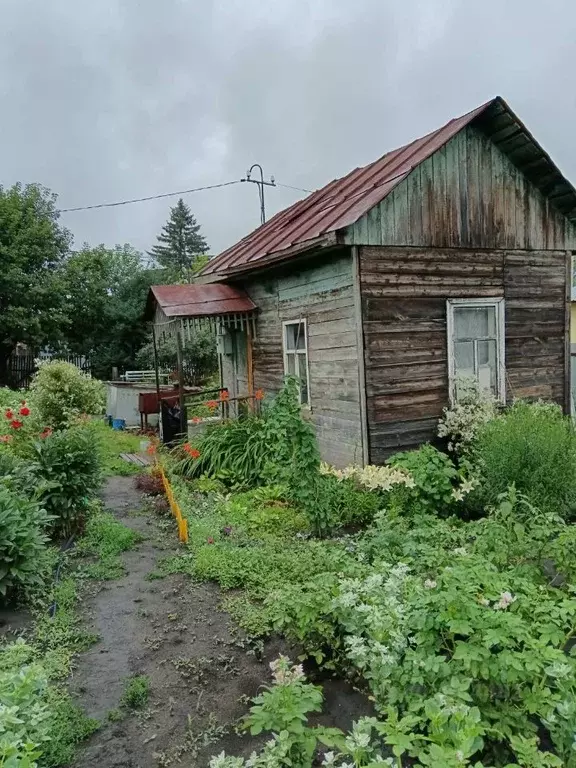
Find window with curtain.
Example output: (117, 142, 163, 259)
(447, 299, 505, 402)
(283, 320, 310, 405)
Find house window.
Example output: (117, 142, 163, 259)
(447, 298, 505, 402)
(283, 320, 310, 405)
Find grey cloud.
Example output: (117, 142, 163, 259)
(2, 0, 576, 257)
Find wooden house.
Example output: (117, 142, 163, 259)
(148, 97, 576, 467)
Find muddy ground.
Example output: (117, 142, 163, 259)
(69, 477, 371, 768)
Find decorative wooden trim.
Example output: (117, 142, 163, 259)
(352, 246, 369, 466)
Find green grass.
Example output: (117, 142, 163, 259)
(89, 420, 144, 476)
(121, 675, 150, 709)
(76, 504, 143, 579)
(0, 499, 145, 765)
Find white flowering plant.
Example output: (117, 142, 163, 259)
(437, 377, 498, 458)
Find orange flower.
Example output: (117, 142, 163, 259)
(254, 389, 265, 401)
(206, 400, 218, 410)
(183, 443, 201, 459)
(39, 427, 52, 439)
(192, 416, 201, 424)
(219, 390, 229, 402)
(146, 444, 156, 455)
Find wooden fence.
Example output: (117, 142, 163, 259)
(5, 353, 92, 389)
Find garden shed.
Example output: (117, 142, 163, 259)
(152, 97, 576, 467)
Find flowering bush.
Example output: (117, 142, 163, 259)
(30, 360, 105, 429)
(437, 378, 498, 458)
(320, 462, 414, 493)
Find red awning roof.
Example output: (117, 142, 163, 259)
(146, 284, 256, 320)
(201, 96, 576, 278)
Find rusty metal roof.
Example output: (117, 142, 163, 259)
(146, 284, 256, 320)
(202, 96, 576, 277)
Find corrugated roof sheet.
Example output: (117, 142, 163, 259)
(202, 96, 576, 277)
(146, 284, 256, 319)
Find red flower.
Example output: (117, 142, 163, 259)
(206, 400, 218, 410)
(255, 389, 265, 401)
(10, 420, 23, 430)
(183, 444, 201, 459)
(19, 406, 30, 417)
(207, 536, 214, 545)
(5, 410, 13, 420)
(219, 390, 229, 402)
(0, 435, 12, 443)
(40, 427, 53, 439)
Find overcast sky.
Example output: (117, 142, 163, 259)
(2, 0, 576, 258)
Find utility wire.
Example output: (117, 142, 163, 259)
(57, 177, 313, 214)
(58, 179, 244, 213)
(274, 181, 314, 194)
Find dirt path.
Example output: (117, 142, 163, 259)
(71, 477, 371, 768)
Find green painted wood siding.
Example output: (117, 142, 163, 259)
(237, 253, 363, 467)
(344, 125, 576, 251)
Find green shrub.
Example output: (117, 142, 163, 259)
(30, 360, 105, 429)
(0, 485, 51, 600)
(27, 427, 101, 538)
(388, 444, 460, 515)
(473, 400, 576, 520)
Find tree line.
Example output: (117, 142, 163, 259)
(0, 182, 216, 383)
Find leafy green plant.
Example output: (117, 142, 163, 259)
(178, 416, 268, 487)
(26, 426, 101, 538)
(0, 661, 51, 767)
(120, 675, 150, 709)
(473, 400, 576, 520)
(0, 485, 51, 600)
(388, 444, 461, 515)
(30, 360, 105, 429)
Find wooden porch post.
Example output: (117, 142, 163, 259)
(246, 324, 254, 411)
(176, 328, 187, 437)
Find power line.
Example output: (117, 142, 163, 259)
(57, 179, 244, 213)
(274, 181, 314, 194)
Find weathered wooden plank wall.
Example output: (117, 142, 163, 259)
(345, 125, 576, 251)
(360, 246, 568, 462)
(239, 253, 364, 467)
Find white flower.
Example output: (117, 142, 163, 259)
(269, 655, 305, 685)
(479, 597, 490, 607)
(424, 579, 437, 589)
(453, 547, 468, 556)
(494, 591, 516, 610)
(321, 752, 337, 766)
(451, 488, 465, 502)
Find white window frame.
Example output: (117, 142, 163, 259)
(446, 298, 506, 403)
(282, 319, 311, 406)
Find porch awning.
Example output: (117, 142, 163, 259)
(146, 283, 257, 338)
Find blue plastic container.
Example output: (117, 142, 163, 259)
(112, 418, 126, 431)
